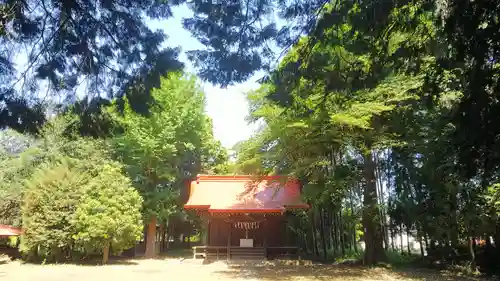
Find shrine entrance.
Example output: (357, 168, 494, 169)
(229, 219, 264, 248)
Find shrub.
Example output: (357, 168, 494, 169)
(385, 250, 420, 266)
(20, 157, 143, 263)
(334, 248, 364, 263)
(72, 163, 143, 264)
(20, 159, 88, 262)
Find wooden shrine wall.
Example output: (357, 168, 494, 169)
(207, 215, 287, 247)
(207, 217, 230, 246)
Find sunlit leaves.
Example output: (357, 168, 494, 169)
(72, 164, 143, 256)
(109, 73, 226, 219)
(17, 130, 143, 262)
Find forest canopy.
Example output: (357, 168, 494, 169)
(0, 72, 227, 263)
(2, 0, 500, 273)
(224, 0, 500, 271)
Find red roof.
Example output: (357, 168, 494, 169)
(184, 175, 309, 213)
(0, 225, 21, 237)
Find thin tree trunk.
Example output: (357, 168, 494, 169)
(407, 226, 411, 255)
(319, 208, 328, 261)
(303, 232, 310, 254)
(450, 189, 459, 248)
(468, 236, 476, 269)
(165, 216, 170, 250)
(310, 210, 318, 258)
(168, 216, 175, 249)
(390, 218, 396, 251)
(102, 241, 110, 264)
(349, 187, 358, 253)
(313, 211, 320, 257)
(332, 209, 338, 257)
(417, 224, 425, 258)
(400, 224, 404, 254)
(159, 222, 165, 253)
(339, 211, 345, 257)
(374, 151, 389, 250)
(362, 148, 386, 265)
(145, 216, 157, 258)
(329, 210, 334, 252)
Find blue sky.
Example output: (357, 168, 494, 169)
(147, 5, 262, 149)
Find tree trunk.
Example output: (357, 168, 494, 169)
(339, 211, 345, 257)
(102, 241, 110, 264)
(423, 232, 429, 251)
(419, 235, 425, 258)
(332, 209, 338, 257)
(353, 218, 358, 253)
(417, 224, 425, 258)
(468, 236, 476, 269)
(145, 216, 157, 258)
(309, 210, 318, 258)
(362, 148, 386, 265)
(159, 222, 165, 253)
(349, 188, 358, 253)
(450, 189, 459, 248)
(167, 216, 174, 249)
(390, 219, 396, 251)
(319, 208, 328, 261)
(303, 232, 310, 254)
(329, 210, 335, 252)
(407, 226, 411, 255)
(400, 225, 404, 254)
(374, 151, 389, 250)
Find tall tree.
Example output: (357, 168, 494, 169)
(109, 72, 223, 258)
(1, 0, 184, 132)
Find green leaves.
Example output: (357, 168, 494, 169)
(72, 163, 143, 255)
(21, 159, 89, 260)
(109, 72, 227, 219)
(20, 139, 143, 262)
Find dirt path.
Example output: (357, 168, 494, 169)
(0, 257, 487, 281)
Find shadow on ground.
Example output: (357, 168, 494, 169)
(7, 257, 140, 267)
(157, 249, 192, 259)
(211, 264, 371, 281)
(0, 254, 14, 265)
(392, 267, 485, 281)
(210, 263, 488, 281)
(74, 259, 140, 266)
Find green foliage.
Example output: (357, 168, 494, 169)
(182, 0, 500, 273)
(14, 116, 144, 262)
(21, 159, 89, 262)
(335, 248, 363, 263)
(0, 146, 44, 226)
(110, 73, 227, 220)
(1, 72, 226, 262)
(1, 0, 184, 133)
(72, 164, 143, 256)
(384, 251, 420, 267)
(21, 155, 144, 262)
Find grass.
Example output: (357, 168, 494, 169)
(0, 255, 491, 281)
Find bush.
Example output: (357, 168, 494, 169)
(21, 159, 88, 262)
(20, 157, 143, 263)
(385, 250, 420, 266)
(334, 248, 364, 263)
(72, 164, 143, 264)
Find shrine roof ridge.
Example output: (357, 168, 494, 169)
(195, 174, 298, 182)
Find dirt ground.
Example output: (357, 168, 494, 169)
(0, 256, 489, 281)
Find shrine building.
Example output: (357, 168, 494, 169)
(184, 175, 309, 260)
